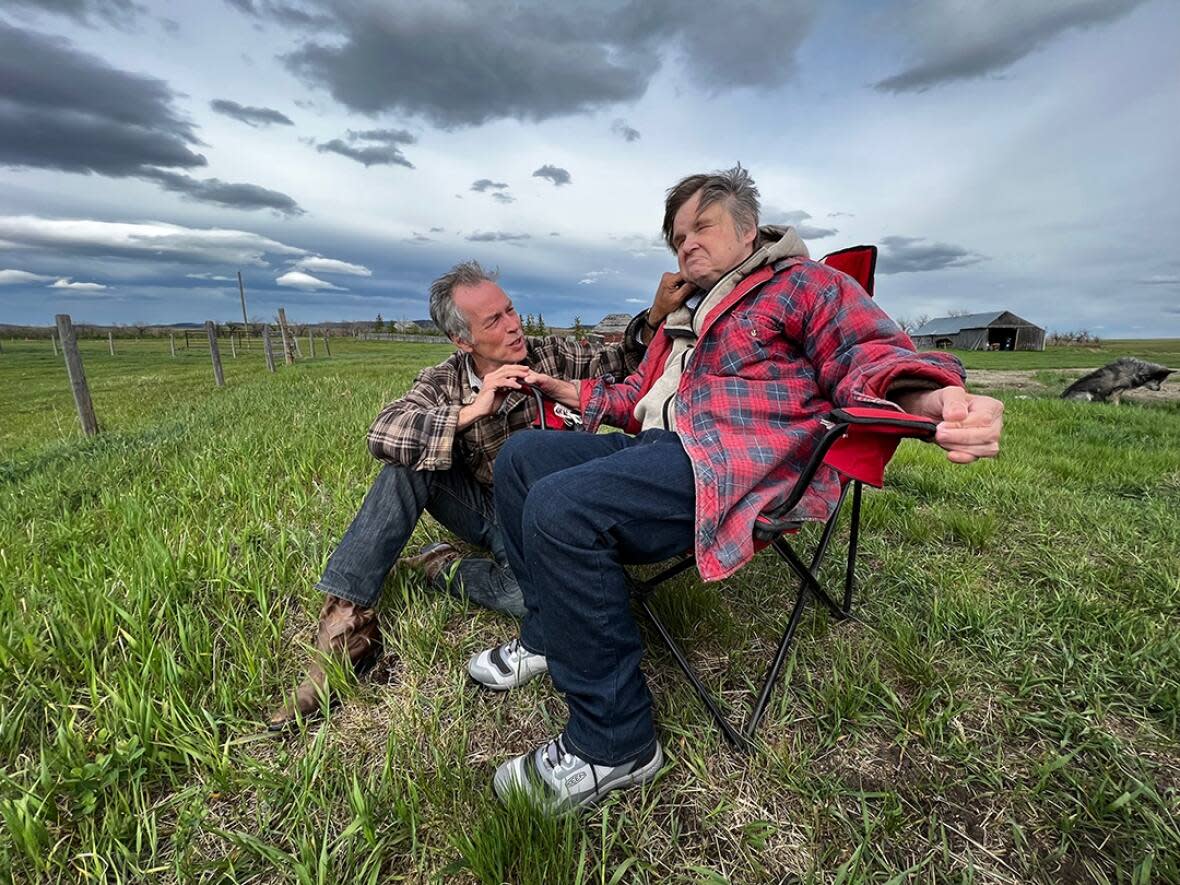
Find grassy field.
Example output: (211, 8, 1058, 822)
(1, 337, 1178, 882)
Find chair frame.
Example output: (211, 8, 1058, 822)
(629, 409, 935, 750)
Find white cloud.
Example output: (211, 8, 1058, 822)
(186, 273, 235, 281)
(50, 277, 108, 291)
(579, 269, 620, 285)
(276, 271, 345, 291)
(0, 216, 306, 266)
(292, 256, 372, 276)
(0, 268, 55, 285)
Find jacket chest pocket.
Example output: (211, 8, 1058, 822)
(713, 310, 783, 379)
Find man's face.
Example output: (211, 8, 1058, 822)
(671, 190, 757, 291)
(451, 280, 527, 372)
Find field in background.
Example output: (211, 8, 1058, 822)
(1, 338, 1178, 882)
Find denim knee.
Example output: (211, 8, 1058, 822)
(521, 472, 598, 545)
(494, 429, 546, 478)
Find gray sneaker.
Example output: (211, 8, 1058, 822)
(467, 638, 548, 691)
(493, 733, 664, 816)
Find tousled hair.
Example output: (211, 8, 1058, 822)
(661, 164, 760, 252)
(428, 259, 498, 341)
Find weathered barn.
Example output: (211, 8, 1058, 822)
(911, 311, 1044, 351)
(590, 313, 634, 343)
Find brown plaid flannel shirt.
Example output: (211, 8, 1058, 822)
(367, 320, 646, 486)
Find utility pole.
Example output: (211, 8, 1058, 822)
(237, 271, 251, 348)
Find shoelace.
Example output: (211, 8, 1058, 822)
(542, 734, 574, 771)
(503, 638, 522, 659)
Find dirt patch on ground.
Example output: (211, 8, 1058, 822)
(967, 368, 1180, 402)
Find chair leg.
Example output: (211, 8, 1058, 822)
(743, 579, 812, 740)
(637, 594, 748, 750)
(843, 481, 862, 615)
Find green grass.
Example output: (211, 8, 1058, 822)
(1, 337, 1178, 882)
(953, 338, 1180, 370)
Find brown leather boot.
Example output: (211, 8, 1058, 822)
(267, 594, 380, 731)
(401, 541, 461, 589)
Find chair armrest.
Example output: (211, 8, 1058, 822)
(752, 408, 937, 541)
(823, 407, 937, 439)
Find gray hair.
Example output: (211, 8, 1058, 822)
(428, 259, 498, 341)
(661, 164, 760, 252)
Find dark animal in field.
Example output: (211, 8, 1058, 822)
(1061, 357, 1175, 403)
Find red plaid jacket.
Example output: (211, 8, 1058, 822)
(579, 258, 966, 581)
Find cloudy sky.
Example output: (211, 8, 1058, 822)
(1, 0, 1177, 336)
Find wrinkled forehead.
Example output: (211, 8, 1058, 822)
(453, 280, 510, 321)
(672, 191, 731, 236)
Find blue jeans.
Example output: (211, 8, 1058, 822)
(317, 463, 525, 617)
(495, 429, 696, 766)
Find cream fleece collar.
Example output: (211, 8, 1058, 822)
(663, 225, 810, 336)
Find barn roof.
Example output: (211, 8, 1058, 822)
(911, 312, 1005, 335)
(593, 313, 633, 334)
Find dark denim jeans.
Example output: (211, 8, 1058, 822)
(317, 462, 525, 617)
(495, 429, 696, 766)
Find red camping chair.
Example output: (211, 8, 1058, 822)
(628, 245, 937, 750)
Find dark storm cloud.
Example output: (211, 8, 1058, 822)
(316, 128, 415, 168)
(611, 119, 640, 142)
(491, 193, 515, 204)
(533, 165, 571, 186)
(762, 208, 836, 239)
(0, 21, 303, 213)
(4, 0, 144, 25)
(466, 232, 531, 242)
(139, 169, 304, 215)
(877, 236, 985, 274)
(276, 0, 819, 128)
(0, 20, 204, 174)
(471, 179, 509, 193)
(875, 0, 1147, 92)
(210, 99, 295, 127)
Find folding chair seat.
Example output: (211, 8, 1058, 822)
(628, 245, 937, 750)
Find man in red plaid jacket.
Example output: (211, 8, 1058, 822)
(469, 165, 1005, 815)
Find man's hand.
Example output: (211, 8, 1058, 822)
(648, 272, 697, 329)
(894, 386, 1003, 464)
(457, 364, 531, 430)
(522, 370, 579, 408)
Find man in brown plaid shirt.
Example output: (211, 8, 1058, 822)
(268, 259, 683, 728)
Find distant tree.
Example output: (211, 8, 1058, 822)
(523, 313, 536, 335)
(894, 313, 930, 334)
(947, 308, 972, 317)
(374, 314, 384, 333)
(572, 316, 587, 340)
(536, 313, 547, 336)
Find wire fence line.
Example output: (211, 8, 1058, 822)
(37, 313, 446, 439)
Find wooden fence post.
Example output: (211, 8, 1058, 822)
(185, 331, 190, 349)
(262, 324, 276, 373)
(322, 331, 331, 356)
(230, 333, 237, 358)
(52, 334, 58, 357)
(170, 333, 176, 357)
(309, 331, 316, 358)
(277, 309, 296, 365)
(108, 331, 115, 356)
(55, 314, 99, 436)
(205, 321, 225, 387)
